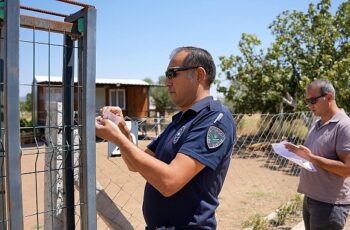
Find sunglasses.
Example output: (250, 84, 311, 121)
(165, 66, 200, 79)
(305, 94, 327, 105)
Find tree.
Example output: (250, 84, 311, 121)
(20, 93, 32, 112)
(218, 0, 350, 113)
(19, 93, 33, 131)
(144, 76, 175, 116)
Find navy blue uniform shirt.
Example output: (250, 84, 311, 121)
(144, 96, 236, 229)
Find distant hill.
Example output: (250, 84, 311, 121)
(20, 96, 27, 102)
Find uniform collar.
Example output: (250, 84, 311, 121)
(188, 96, 213, 113)
(171, 96, 214, 122)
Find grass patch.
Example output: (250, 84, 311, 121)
(242, 214, 270, 230)
(246, 191, 270, 199)
(272, 194, 303, 226)
(242, 194, 303, 229)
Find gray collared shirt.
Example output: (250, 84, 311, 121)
(298, 110, 350, 204)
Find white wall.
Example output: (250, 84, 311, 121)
(96, 87, 106, 113)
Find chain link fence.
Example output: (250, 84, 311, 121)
(92, 111, 347, 229)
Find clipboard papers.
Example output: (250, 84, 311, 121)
(271, 141, 317, 172)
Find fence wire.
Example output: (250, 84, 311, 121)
(19, 26, 84, 229)
(18, 105, 348, 230)
(89, 111, 343, 229)
(0, 138, 6, 228)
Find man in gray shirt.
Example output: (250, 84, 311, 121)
(285, 79, 350, 230)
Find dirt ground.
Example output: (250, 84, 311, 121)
(20, 140, 307, 229)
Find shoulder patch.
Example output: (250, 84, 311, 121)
(173, 126, 186, 144)
(206, 126, 225, 149)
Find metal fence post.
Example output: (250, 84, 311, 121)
(80, 7, 97, 229)
(66, 6, 97, 229)
(2, 0, 24, 229)
(62, 34, 75, 230)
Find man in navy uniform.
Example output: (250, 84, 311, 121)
(96, 46, 236, 229)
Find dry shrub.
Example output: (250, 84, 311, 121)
(236, 114, 261, 137)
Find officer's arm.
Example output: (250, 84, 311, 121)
(147, 152, 205, 197)
(122, 147, 155, 172)
(98, 118, 205, 196)
(117, 134, 205, 196)
(116, 120, 155, 172)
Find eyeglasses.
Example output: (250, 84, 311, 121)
(165, 66, 200, 79)
(305, 94, 326, 105)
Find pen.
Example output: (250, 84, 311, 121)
(213, 113, 223, 124)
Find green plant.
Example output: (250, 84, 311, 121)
(273, 194, 303, 226)
(20, 118, 33, 134)
(20, 93, 32, 112)
(242, 214, 270, 230)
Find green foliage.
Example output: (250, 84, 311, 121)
(20, 93, 32, 112)
(273, 194, 303, 226)
(145, 76, 176, 115)
(20, 118, 32, 134)
(218, 0, 350, 113)
(242, 214, 270, 230)
(243, 194, 303, 229)
(19, 93, 33, 133)
(20, 118, 32, 127)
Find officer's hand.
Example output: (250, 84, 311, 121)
(95, 116, 122, 143)
(99, 106, 124, 118)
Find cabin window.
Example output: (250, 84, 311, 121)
(109, 89, 126, 109)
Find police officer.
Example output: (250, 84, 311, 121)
(96, 46, 236, 229)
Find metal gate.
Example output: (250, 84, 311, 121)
(0, 0, 97, 229)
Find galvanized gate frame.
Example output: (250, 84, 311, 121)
(0, 1, 97, 229)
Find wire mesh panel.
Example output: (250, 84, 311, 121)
(0, 1, 97, 229)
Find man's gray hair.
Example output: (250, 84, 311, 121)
(308, 79, 336, 100)
(170, 46, 216, 87)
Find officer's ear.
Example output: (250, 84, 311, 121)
(196, 67, 206, 82)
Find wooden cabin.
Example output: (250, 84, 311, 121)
(35, 76, 151, 125)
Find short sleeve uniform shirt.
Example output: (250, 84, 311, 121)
(144, 96, 236, 229)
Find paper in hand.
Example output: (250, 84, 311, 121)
(271, 141, 317, 172)
(103, 111, 121, 124)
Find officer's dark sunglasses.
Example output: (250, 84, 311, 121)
(305, 93, 327, 105)
(165, 66, 200, 79)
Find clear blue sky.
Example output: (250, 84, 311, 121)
(19, 0, 343, 96)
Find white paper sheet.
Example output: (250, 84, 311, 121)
(271, 141, 317, 172)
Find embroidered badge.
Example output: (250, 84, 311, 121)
(173, 126, 186, 144)
(206, 126, 225, 149)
